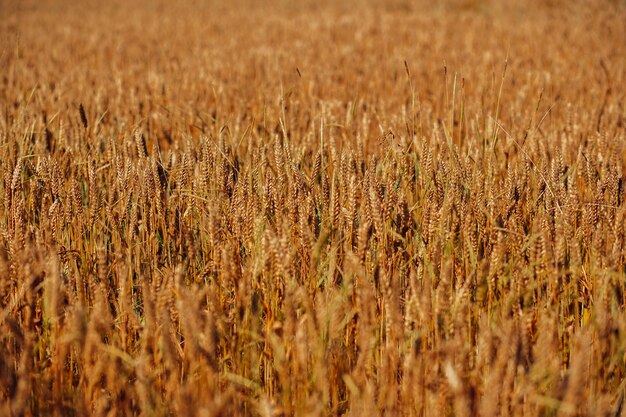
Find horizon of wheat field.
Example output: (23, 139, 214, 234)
(1, 0, 626, 416)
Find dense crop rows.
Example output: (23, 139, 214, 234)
(1, 1, 625, 415)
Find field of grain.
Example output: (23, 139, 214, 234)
(1, 0, 625, 415)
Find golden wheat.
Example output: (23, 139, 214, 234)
(1, 0, 625, 416)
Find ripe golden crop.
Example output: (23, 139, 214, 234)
(1, 1, 625, 415)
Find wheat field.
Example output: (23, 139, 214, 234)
(1, 0, 625, 416)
